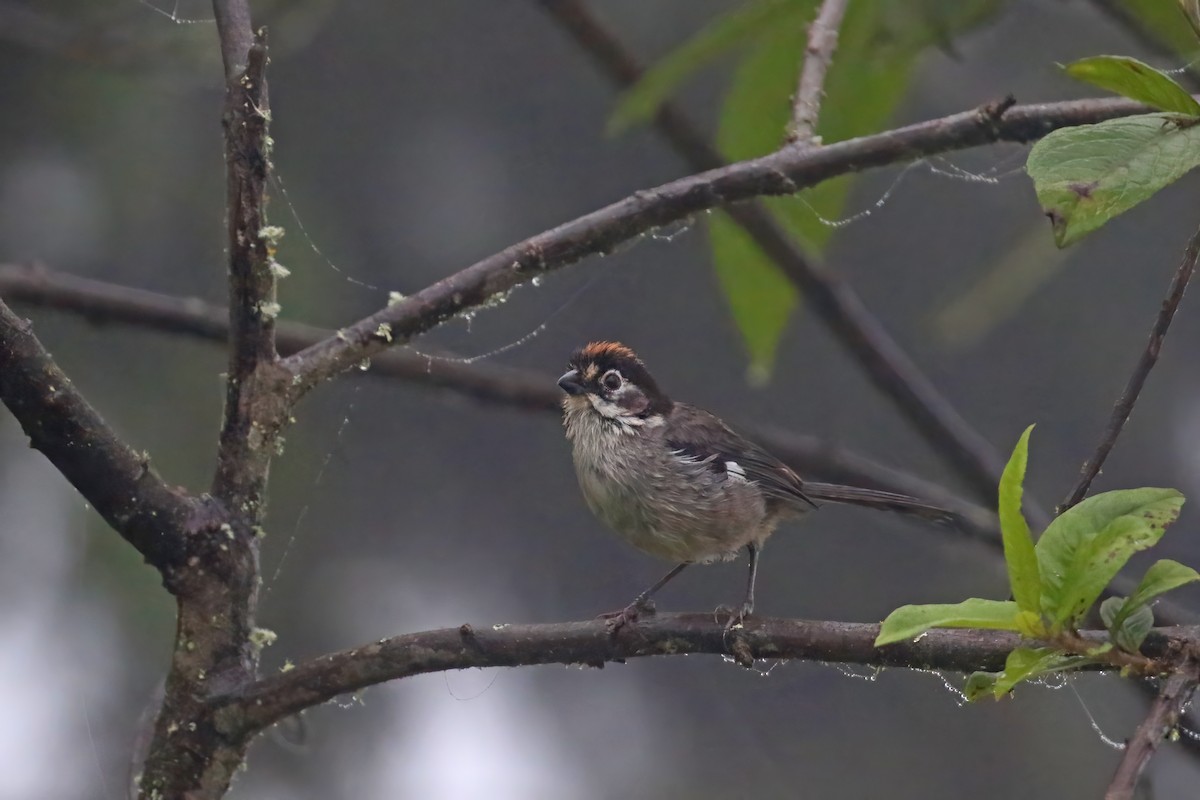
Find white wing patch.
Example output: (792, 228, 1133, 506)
(724, 461, 747, 481)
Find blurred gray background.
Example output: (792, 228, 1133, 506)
(3, 0, 1200, 798)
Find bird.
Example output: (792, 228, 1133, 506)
(558, 341, 952, 630)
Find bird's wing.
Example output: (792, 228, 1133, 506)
(665, 404, 818, 510)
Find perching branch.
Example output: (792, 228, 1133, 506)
(1060, 219, 1200, 511)
(217, 614, 1197, 737)
(1106, 661, 1200, 800)
(787, 0, 850, 144)
(0, 298, 195, 575)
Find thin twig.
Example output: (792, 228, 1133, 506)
(1106, 661, 1200, 800)
(218, 615, 1198, 737)
(0, 263, 998, 537)
(787, 0, 850, 144)
(1060, 220, 1200, 511)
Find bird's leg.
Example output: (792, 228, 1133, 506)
(719, 543, 759, 632)
(600, 562, 689, 631)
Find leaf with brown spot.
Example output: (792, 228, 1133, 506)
(1027, 113, 1200, 246)
(1036, 488, 1185, 629)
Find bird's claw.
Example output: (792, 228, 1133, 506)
(715, 602, 754, 633)
(598, 597, 656, 633)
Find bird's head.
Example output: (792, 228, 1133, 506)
(558, 341, 672, 424)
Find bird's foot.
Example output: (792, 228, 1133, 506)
(715, 601, 754, 633)
(598, 598, 656, 633)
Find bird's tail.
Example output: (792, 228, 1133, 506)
(801, 482, 956, 523)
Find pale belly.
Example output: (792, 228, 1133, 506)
(574, 458, 769, 564)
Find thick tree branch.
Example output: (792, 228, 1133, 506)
(218, 615, 1198, 737)
(787, 0, 849, 144)
(0, 298, 195, 573)
(1106, 661, 1200, 800)
(137, 6, 282, 799)
(212, 25, 285, 511)
(1060, 219, 1200, 511)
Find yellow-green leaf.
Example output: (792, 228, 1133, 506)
(1065, 56, 1200, 116)
(1125, 558, 1200, 612)
(875, 598, 1021, 646)
(998, 425, 1041, 614)
(991, 647, 1083, 698)
(1037, 488, 1185, 627)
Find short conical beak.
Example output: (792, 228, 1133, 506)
(558, 369, 587, 396)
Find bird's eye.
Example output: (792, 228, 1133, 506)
(601, 370, 622, 391)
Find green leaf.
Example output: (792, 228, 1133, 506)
(1036, 488, 1185, 627)
(992, 647, 1083, 697)
(875, 599, 1020, 646)
(607, 0, 811, 135)
(1026, 113, 1200, 247)
(1117, 604, 1155, 652)
(1101, 559, 1200, 649)
(709, 23, 811, 377)
(710, 214, 799, 380)
(965, 647, 1088, 702)
(1101, 596, 1156, 652)
(710, 1, 921, 375)
(1125, 558, 1200, 613)
(963, 671, 1000, 701)
(1064, 56, 1200, 116)
(1099, 595, 1125, 630)
(998, 425, 1041, 614)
